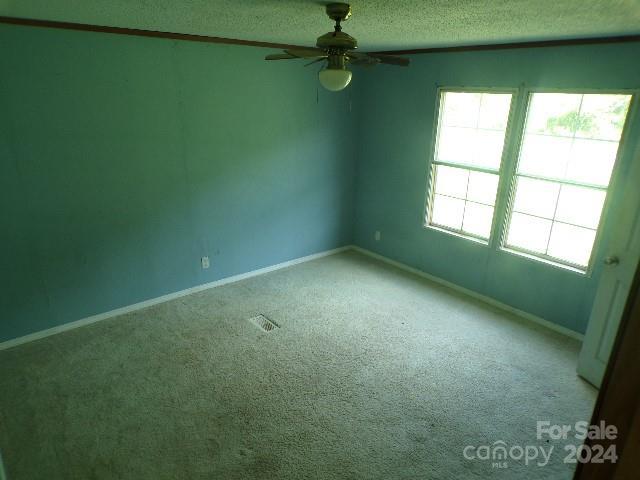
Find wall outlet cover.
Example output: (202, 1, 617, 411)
(375, 231, 381, 241)
(201, 256, 210, 269)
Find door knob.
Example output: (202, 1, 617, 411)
(603, 255, 620, 266)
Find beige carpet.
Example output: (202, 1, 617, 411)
(0, 251, 596, 479)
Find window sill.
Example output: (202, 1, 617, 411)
(499, 247, 590, 276)
(424, 224, 489, 246)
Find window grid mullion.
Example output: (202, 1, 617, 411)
(435, 191, 495, 208)
(543, 185, 564, 255)
(510, 206, 598, 231)
(460, 169, 471, 231)
(515, 172, 608, 191)
(432, 160, 499, 175)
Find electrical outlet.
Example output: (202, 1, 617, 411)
(201, 256, 210, 269)
(375, 231, 381, 241)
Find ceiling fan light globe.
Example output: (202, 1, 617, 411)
(318, 68, 352, 91)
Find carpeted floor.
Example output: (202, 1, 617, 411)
(0, 251, 596, 479)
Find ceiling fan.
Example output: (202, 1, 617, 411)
(265, 3, 410, 92)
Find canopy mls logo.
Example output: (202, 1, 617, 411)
(463, 421, 618, 469)
(463, 441, 552, 469)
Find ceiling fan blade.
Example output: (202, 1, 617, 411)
(285, 47, 327, 59)
(304, 57, 326, 67)
(346, 51, 367, 59)
(347, 53, 380, 66)
(367, 53, 410, 67)
(265, 53, 298, 60)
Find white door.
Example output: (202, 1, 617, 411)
(577, 151, 640, 388)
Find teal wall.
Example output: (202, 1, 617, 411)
(2, 23, 639, 342)
(0, 25, 356, 342)
(353, 42, 640, 334)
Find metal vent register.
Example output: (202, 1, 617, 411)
(249, 314, 279, 332)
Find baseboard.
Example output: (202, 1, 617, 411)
(351, 246, 584, 341)
(1, 243, 582, 351)
(0, 246, 351, 351)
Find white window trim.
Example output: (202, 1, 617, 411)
(423, 86, 519, 244)
(498, 88, 637, 275)
(422, 86, 638, 276)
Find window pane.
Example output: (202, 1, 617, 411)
(565, 138, 619, 186)
(437, 126, 476, 165)
(435, 91, 512, 170)
(462, 202, 494, 238)
(442, 92, 481, 128)
(432, 194, 464, 230)
(518, 134, 572, 179)
(467, 171, 499, 205)
(577, 94, 631, 141)
(478, 94, 512, 130)
(547, 222, 596, 267)
(438, 127, 505, 169)
(506, 212, 552, 253)
(474, 129, 506, 169)
(512, 177, 559, 218)
(526, 93, 582, 136)
(555, 185, 606, 229)
(434, 165, 469, 198)
(519, 93, 631, 189)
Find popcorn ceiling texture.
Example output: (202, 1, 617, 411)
(2, 0, 640, 50)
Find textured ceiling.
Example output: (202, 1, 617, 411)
(2, 0, 640, 51)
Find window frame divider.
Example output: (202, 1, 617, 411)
(488, 86, 527, 251)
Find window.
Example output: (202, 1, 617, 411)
(504, 93, 632, 269)
(426, 91, 514, 240)
(425, 88, 633, 272)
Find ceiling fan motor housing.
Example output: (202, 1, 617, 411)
(316, 30, 357, 51)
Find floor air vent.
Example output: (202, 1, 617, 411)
(249, 314, 279, 332)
